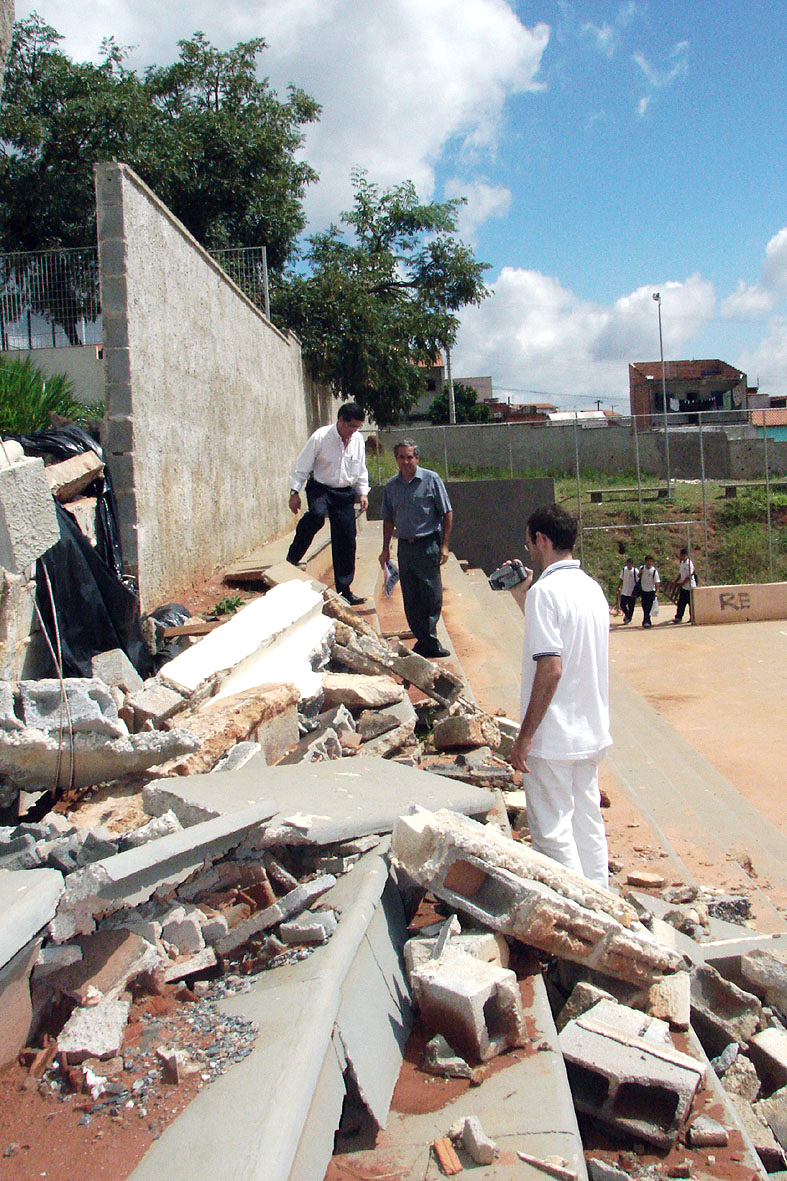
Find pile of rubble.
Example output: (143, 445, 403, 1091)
(1, 567, 786, 1179)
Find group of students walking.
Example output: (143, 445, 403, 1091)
(616, 548, 697, 627)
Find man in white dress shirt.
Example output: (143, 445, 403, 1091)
(509, 505, 612, 886)
(287, 403, 370, 604)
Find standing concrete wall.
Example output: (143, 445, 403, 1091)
(95, 163, 333, 610)
(12, 345, 105, 404)
(379, 422, 787, 482)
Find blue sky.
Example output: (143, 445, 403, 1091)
(15, 0, 787, 407)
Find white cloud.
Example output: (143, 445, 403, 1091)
(722, 227, 787, 321)
(633, 39, 688, 115)
(443, 179, 512, 242)
(19, 0, 549, 233)
(582, 22, 616, 59)
(453, 269, 716, 405)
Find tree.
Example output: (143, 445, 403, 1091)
(273, 171, 489, 426)
(429, 381, 492, 425)
(0, 17, 320, 337)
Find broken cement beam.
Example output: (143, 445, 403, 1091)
(321, 672, 404, 710)
(159, 683, 299, 775)
(432, 712, 501, 751)
(392, 809, 684, 986)
(333, 631, 463, 707)
(0, 867, 64, 970)
(690, 963, 762, 1056)
(558, 1013, 704, 1148)
(49, 801, 277, 942)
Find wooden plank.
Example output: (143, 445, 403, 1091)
(161, 620, 223, 638)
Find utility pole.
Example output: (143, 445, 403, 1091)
(445, 346, 456, 425)
(653, 291, 671, 496)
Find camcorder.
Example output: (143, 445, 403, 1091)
(488, 560, 530, 591)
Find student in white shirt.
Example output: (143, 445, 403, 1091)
(617, 556, 638, 624)
(287, 403, 370, 605)
(673, 548, 696, 624)
(508, 505, 612, 886)
(638, 555, 660, 628)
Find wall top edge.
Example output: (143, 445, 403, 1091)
(92, 161, 292, 349)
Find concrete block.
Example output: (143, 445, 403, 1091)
(687, 1114, 729, 1147)
(321, 673, 404, 710)
(392, 809, 683, 986)
(582, 997, 671, 1045)
(120, 810, 182, 850)
(558, 1014, 705, 1147)
(756, 1086, 787, 1153)
(19, 678, 127, 737)
(720, 1052, 760, 1101)
(44, 451, 105, 502)
(404, 926, 509, 983)
(0, 937, 40, 1067)
(357, 697, 415, 741)
(0, 456, 60, 573)
(359, 721, 417, 758)
(422, 1034, 479, 1081)
(749, 1028, 787, 1091)
(460, 1115, 497, 1165)
(411, 948, 528, 1063)
(90, 648, 144, 695)
(161, 909, 205, 955)
(196, 911, 229, 946)
(125, 682, 184, 729)
(279, 908, 338, 945)
(433, 712, 501, 751)
(740, 948, 787, 1014)
(557, 981, 616, 1032)
(647, 970, 691, 1030)
(57, 996, 131, 1063)
(212, 741, 262, 773)
(691, 963, 762, 1055)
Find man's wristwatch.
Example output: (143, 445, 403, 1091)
(289, 489, 299, 496)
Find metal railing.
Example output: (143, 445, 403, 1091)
(0, 247, 101, 349)
(210, 246, 269, 319)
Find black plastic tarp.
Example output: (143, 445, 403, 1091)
(36, 503, 151, 678)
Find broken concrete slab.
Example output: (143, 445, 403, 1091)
(212, 740, 263, 773)
(756, 1086, 787, 1154)
(161, 581, 332, 703)
(130, 845, 412, 1181)
(740, 949, 787, 1015)
(392, 809, 683, 985)
(720, 1052, 761, 1102)
(144, 757, 494, 847)
(124, 682, 185, 730)
(0, 867, 64, 969)
(321, 672, 404, 710)
(647, 969, 691, 1030)
(120, 811, 182, 850)
(0, 726, 200, 792)
(38, 928, 161, 1004)
(332, 629, 464, 708)
(357, 696, 416, 741)
(0, 937, 40, 1067)
(749, 1028, 787, 1092)
(279, 908, 338, 945)
(358, 721, 416, 758)
(581, 996, 671, 1045)
(558, 1013, 704, 1147)
(404, 925, 509, 982)
(691, 963, 762, 1056)
(412, 948, 528, 1063)
(216, 874, 336, 955)
(729, 1093, 786, 1172)
(49, 801, 277, 942)
(57, 996, 131, 1064)
(280, 722, 341, 765)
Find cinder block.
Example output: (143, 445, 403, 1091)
(583, 997, 671, 1045)
(125, 683, 184, 730)
(647, 970, 691, 1030)
(103, 416, 134, 455)
(411, 949, 528, 1063)
(432, 713, 501, 751)
(749, 1028, 787, 1092)
(91, 649, 144, 695)
(404, 926, 509, 983)
(558, 1013, 705, 1147)
(19, 679, 127, 738)
(0, 457, 60, 573)
(392, 809, 683, 986)
(691, 964, 762, 1056)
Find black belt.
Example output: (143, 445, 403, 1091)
(398, 531, 440, 543)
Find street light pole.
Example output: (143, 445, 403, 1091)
(652, 291, 671, 495)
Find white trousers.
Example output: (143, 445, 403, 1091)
(525, 754, 609, 887)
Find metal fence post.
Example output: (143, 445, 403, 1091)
(443, 426, 450, 481)
(764, 423, 774, 581)
(633, 414, 643, 524)
(698, 412, 709, 582)
(573, 412, 584, 564)
(508, 422, 513, 478)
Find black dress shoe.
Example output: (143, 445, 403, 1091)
(339, 589, 366, 606)
(413, 640, 450, 658)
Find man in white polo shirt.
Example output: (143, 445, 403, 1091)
(509, 505, 612, 886)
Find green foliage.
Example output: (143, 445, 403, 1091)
(714, 489, 787, 526)
(429, 382, 492, 425)
(0, 356, 103, 434)
(0, 17, 320, 275)
(273, 171, 489, 426)
(210, 594, 244, 617)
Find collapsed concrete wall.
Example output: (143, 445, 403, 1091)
(94, 162, 334, 610)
